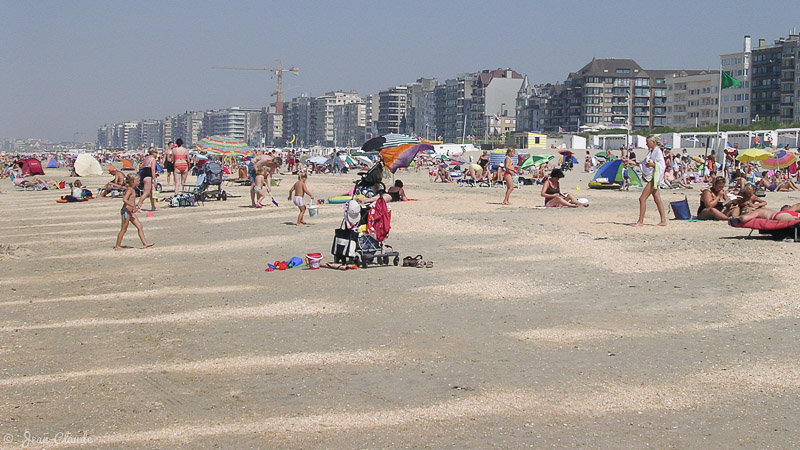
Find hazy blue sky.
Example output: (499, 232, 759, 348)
(2, 0, 799, 141)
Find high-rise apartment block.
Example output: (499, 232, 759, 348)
(406, 78, 438, 139)
(377, 86, 409, 135)
(434, 69, 523, 143)
(283, 94, 314, 147)
(543, 59, 684, 133)
(261, 105, 283, 147)
(202, 107, 262, 146)
(665, 71, 719, 128)
(333, 101, 366, 147)
(312, 91, 361, 146)
(516, 78, 554, 132)
(720, 36, 752, 126)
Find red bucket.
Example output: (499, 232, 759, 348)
(306, 253, 322, 270)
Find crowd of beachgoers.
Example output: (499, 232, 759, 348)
(4, 135, 800, 249)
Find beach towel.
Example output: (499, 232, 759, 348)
(367, 196, 391, 242)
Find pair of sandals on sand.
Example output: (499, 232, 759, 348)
(402, 255, 433, 268)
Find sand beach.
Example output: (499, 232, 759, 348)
(2, 162, 800, 448)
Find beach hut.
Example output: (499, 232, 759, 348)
(18, 158, 45, 175)
(73, 153, 103, 176)
(512, 132, 548, 150)
(45, 157, 59, 168)
(589, 159, 642, 189)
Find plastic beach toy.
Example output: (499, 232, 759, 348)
(306, 253, 323, 270)
(288, 256, 303, 268)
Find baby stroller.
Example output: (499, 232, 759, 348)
(332, 197, 399, 268)
(193, 160, 228, 201)
(354, 160, 385, 197)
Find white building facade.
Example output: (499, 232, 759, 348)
(666, 71, 720, 129)
(720, 36, 752, 126)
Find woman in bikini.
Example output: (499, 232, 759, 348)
(697, 176, 737, 220)
(115, 174, 154, 250)
(137, 148, 158, 211)
(501, 148, 517, 205)
(540, 168, 588, 207)
(173, 138, 190, 193)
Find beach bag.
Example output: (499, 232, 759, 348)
(332, 228, 358, 260)
(668, 195, 691, 220)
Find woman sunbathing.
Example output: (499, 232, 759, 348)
(540, 168, 588, 208)
(697, 176, 737, 220)
(757, 173, 798, 192)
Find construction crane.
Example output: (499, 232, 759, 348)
(212, 59, 299, 109)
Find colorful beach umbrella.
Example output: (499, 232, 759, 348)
(736, 148, 774, 163)
(361, 133, 419, 152)
(196, 135, 251, 155)
(380, 142, 433, 173)
(762, 150, 796, 170)
(519, 154, 554, 169)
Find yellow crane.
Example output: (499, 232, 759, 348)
(212, 59, 299, 108)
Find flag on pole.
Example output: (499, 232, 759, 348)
(721, 71, 743, 89)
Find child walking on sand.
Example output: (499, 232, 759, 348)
(288, 173, 314, 226)
(115, 174, 154, 250)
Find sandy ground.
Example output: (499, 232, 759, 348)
(1, 158, 800, 448)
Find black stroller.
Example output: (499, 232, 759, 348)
(331, 160, 399, 268)
(354, 159, 385, 197)
(193, 160, 228, 201)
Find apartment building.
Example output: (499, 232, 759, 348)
(407, 78, 438, 139)
(202, 107, 262, 146)
(665, 71, 719, 128)
(434, 74, 474, 143)
(377, 86, 409, 135)
(333, 101, 366, 147)
(172, 111, 205, 147)
(720, 36, 752, 126)
(516, 77, 554, 132)
(311, 91, 361, 146)
(261, 105, 283, 147)
(283, 94, 314, 147)
(433, 69, 523, 143)
(543, 59, 696, 133)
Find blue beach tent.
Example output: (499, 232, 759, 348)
(589, 159, 642, 189)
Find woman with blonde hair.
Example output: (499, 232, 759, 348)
(634, 135, 667, 226)
(501, 148, 517, 205)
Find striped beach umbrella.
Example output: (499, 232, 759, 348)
(762, 150, 796, 170)
(196, 135, 251, 154)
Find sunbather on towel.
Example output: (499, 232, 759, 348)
(697, 176, 737, 220)
(540, 169, 588, 208)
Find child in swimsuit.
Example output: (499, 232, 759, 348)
(253, 167, 266, 208)
(115, 174, 154, 250)
(287, 173, 314, 226)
